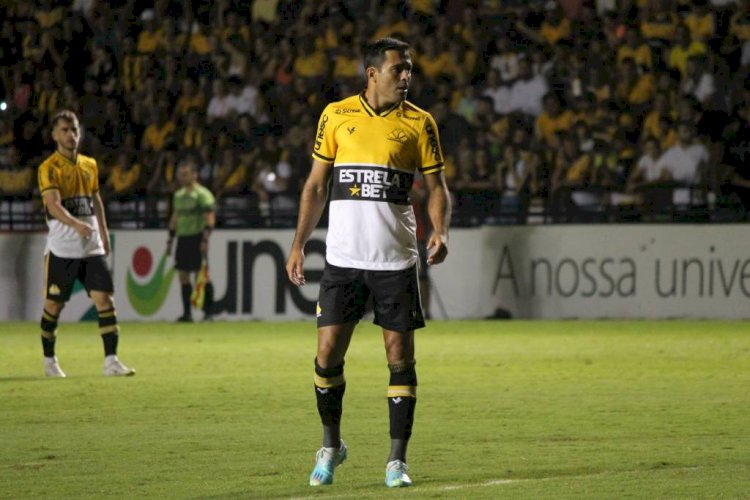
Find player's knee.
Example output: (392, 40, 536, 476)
(92, 293, 115, 310)
(44, 300, 65, 316)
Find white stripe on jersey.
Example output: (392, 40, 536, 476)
(326, 199, 418, 271)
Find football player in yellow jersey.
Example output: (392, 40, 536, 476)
(286, 38, 451, 488)
(37, 110, 135, 378)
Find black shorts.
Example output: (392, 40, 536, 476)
(175, 233, 203, 272)
(45, 252, 114, 302)
(317, 262, 425, 331)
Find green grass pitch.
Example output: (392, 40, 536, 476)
(1, 320, 749, 499)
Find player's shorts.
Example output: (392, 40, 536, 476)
(44, 252, 114, 302)
(317, 262, 425, 331)
(175, 233, 203, 272)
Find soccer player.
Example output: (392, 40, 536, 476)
(37, 110, 135, 378)
(165, 157, 216, 322)
(285, 38, 451, 488)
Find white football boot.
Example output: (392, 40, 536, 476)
(103, 355, 136, 376)
(44, 356, 66, 378)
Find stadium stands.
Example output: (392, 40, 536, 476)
(1, 0, 749, 231)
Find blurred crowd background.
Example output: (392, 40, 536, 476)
(1, 0, 750, 230)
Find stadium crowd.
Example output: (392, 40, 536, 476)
(1, 0, 750, 229)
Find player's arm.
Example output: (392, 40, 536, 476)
(286, 159, 333, 285)
(200, 208, 215, 257)
(423, 171, 451, 266)
(92, 191, 110, 255)
(42, 189, 94, 239)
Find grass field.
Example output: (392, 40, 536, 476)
(1, 320, 749, 499)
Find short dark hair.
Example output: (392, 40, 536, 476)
(50, 110, 79, 130)
(362, 37, 410, 72)
(178, 158, 199, 173)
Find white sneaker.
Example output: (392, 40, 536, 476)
(103, 355, 136, 376)
(44, 356, 66, 378)
(385, 460, 412, 487)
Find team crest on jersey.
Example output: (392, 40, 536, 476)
(387, 128, 408, 144)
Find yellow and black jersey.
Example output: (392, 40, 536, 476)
(38, 151, 105, 258)
(312, 93, 444, 271)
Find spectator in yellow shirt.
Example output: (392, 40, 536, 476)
(213, 148, 249, 199)
(0, 146, 32, 196)
(640, 1, 678, 44)
(141, 110, 176, 153)
(105, 152, 142, 200)
(180, 111, 206, 151)
(516, 5, 572, 47)
(684, 2, 715, 42)
(617, 27, 654, 70)
(614, 58, 655, 109)
(293, 38, 328, 87)
(666, 24, 707, 76)
(174, 79, 206, 120)
(535, 92, 575, 149)
(136, 10, 163, 55)
(415, 37, 451, 80)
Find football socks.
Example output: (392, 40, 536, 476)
(97, 307, 119, 356)
(40, 308, 59, 357)
(314, 358, 346, 448)
(387, 361, 417, 461)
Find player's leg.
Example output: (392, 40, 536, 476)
(177, 270, 193, 322)
(370, 265, 425, 487)
(309, 321, 356, 486)
(309, 264, 368, 486)
(175, 234, 202, 322)
(84, 256, 135, 376)
(40, 252, 77, 377)
(41, 299, 66, 377)
(202, 277, 214, 320)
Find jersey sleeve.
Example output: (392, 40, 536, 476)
(200, 188, 216, 211)
(37, 160, 58, 194)
(417, 113, 445, 175)
(91, 159, 100, 193)
(311, 106, 337, 163)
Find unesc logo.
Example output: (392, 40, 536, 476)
(126, 246, 175, 316)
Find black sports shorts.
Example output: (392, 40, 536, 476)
(45, 252, 114, 302)
(317, 262, 425, 331)
(175, 233, 203, 272)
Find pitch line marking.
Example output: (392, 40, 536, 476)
(290, 465, 710, 499)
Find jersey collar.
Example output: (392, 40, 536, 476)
(53, 150, 79, 166)
(359, 92, 402, 117)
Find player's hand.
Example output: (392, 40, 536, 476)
(426, 233, 448, 266)
(165, 241, 172, 255)
(200, 239, 208, 257)
(74, 221, 95, 240)
(286, 248, 306, 286)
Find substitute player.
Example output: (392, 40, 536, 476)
(37, 110, 135, 378)
(286, 38, 451, 488)
(165, 157, 216, 322)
